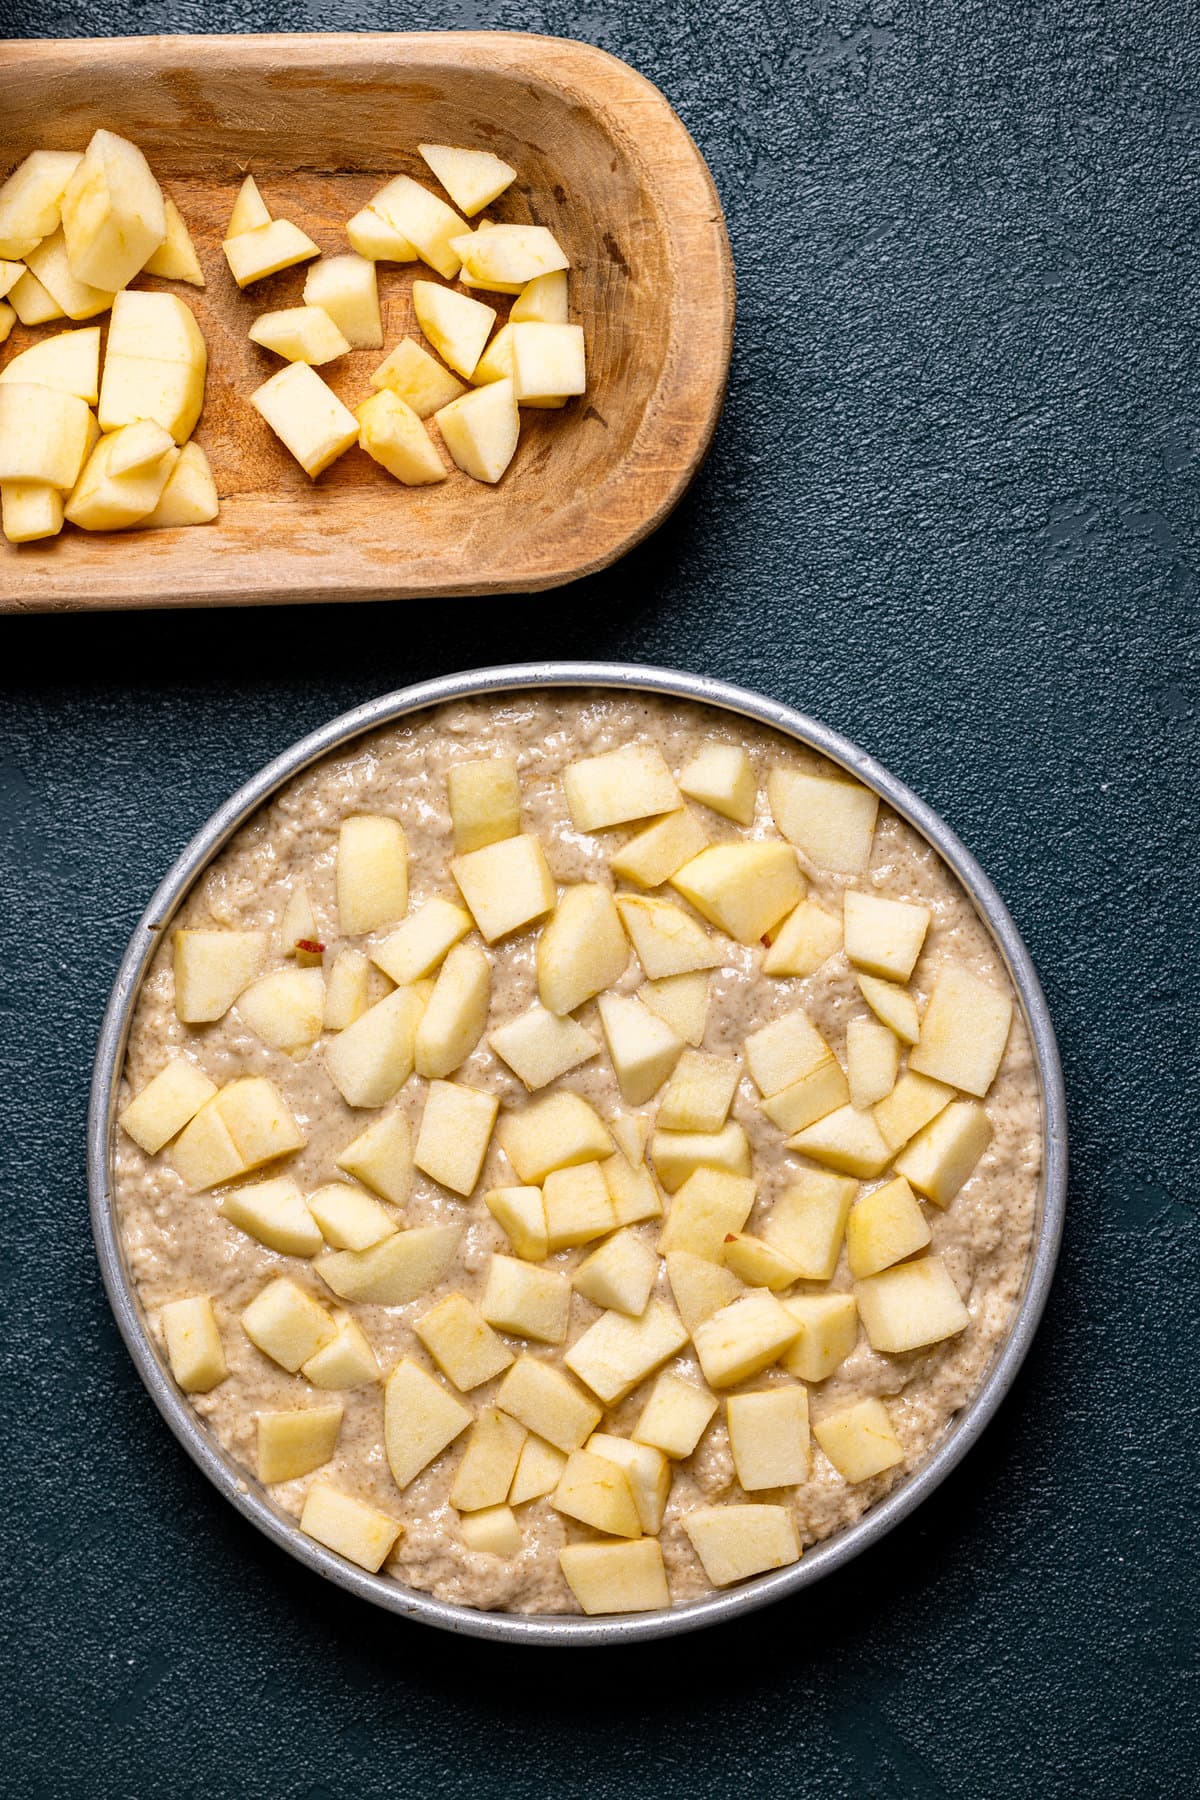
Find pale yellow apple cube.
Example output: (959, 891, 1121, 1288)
(758, 1059, 849, 1135)
(489, 1004, 599, 1090)
(762, 1171, 857, 1280)
(484, 1185, 549, 1261)
(459, 1503, 523, 1556)
(0, 382, 91, 487)
(495, 1355, 602, 1452)
(347, 205, 417, 262)
(451, 833, 555, 943)
(763, 897, 843, 977)
(242, 1278, 336, 1372)
(303, 253, 381, 349)
(564, 1299, 688, 1405)
(563, 744, 679, 832)
(639, 971, 710, 1045)
(846, 1177, 931, 1278)
(455, 223, 568, 287)
(767, 769, 879, 876)
(846, 1017, 900, 1109)
(300, 1480, 403, 1571)
(160, 1295, 227, 1393)
(672, 842, 802, 946)
(658, 1050, 740, 1133)
(356, 388, 446, 486)
(119, 1058, 217, 1154)
(678, 743, 756, 825)
(692, 1291, 801, 1389)
(256, 1405, 342, 1484)
(371, 336, 465, 420)
(227, 175, 270, 237)
(910, 967, 1014, 1096)
(844, 890, 930, 982)
(61, 129, 165, 290)
(384, 1358, 473, 1490)
(337, 813, 408, 935)
(213, 1076, 306, 1174)
(168, 1099, 243, 1192)
(172, 928, 266, 1023)
(658, 1168, 755, 1259)
(412, 278, 494, 378)
(551, 1447, 641, 1537)
(1, 480, 63, 543)
(572, 1228, 658, 1317)
(813, 1397, 904, 1482)
(251, 359, 357, 476)
(610, 808, 708, 889)
(727, 1386, 810, 1490)
(315, 1224, 461, 1306)
(509, 269, 569, 324)
(857, 972, 921, 1043)
(417, 143, 516, 216)
(336, 1107, 412, 1205)
(65, 431, 178, 532)
(873, 1071, 954, 1152)
(894, 1098, 992, 1207)
(722, 1233, 802, 1292)
(435, 376, 520, 482)
(633, 1371, 718, 1458)
(537, 882, 628, 1016)
(508, 1434, 567, 1505)
(8, 272, 66, 327)
(368, 174, 467, 279)
(414, 941, 490, 1079)
(0, 149, 81, 260)
(560, 1538, 670, 1615)
(448, 756, 520, 852)
(602, 1154, 663, 1227)
(220, 1176, 323, 1257)
(0, 325, 102, 401)
(415, 1080, 498, 1195)
(664, 1251, 743, 1333)
(306, 1181, 396, 1252)
(780, 1294, 859, 1382)
(249, 304, 350, 366)
(684, 1504, 800, 1585)
(497, 1092, 613, 1184)
(237, 967, 325, 1057)
(587, 1433, 670, 1533)
(610, 1116, 648, 1163)
(449, 1405, 527, 1511)
(597, 992, 684, 1106)
(616, 893, 723, 979)
(650, 1121, 751, 1193)
(224, 218, 319, 287)
(787, 1105, 892, 1178)
(855, 1255, 970, 1352)
(321, 949, 369, 1029)
(415, 1292, 514, 1389)
(373, 898, 472, 987)
(278, 880, 320, 962)
(301, 1315, 380, 1389)
(510, 321, 586, 402)
(745, 1007, 832, 1097)
(542, 1161, 616, 1251)
(324, 986, 424, 1108)
(480, 1254, 571, 1344)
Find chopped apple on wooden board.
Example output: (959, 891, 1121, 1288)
(250, 305, 350, 366)
(224, 218, 320, 287)
(418, 143, 517, 216)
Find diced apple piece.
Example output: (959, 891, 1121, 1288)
(1, 481, 63, 543)
(510, 321, 585, 403)
(745, 1007, 832, 1098)
(168, 1098, 242, 1191)
(220, 1175, 323, 1257)
(597, 992, 684, 1106)
(560, 1538, 670, 1615)
(143, 196, 204, 285)
(384, 1358, 473, 1491)
(414, 1079, 499, 1196)
(510, 270, 569, 324)
(658, 1050, 739, 1133)
(857, 973, 920, 1044)
(508, 1434, 567, 1504)
(9, 271, 65, 326)
(303, 254, 381, 349)
(490, 1004, 598, 1091)
(415, 1292, 513, 1390)
(447, 757, 520, 853)
(611, 808, 709, 890)
(315, 1223, 461, 1305)
(251, 361, 357, 478)
(813, 1397, 904, 1482)
(678, 744, 757, 824)
(873, 1070, 953, 1153)
(347, 204, 417, 261)
(435, 375, 519, 483)
(664, 1250, 743, 1333)
(412, 279, 495, 379)
(563, 745, 678, 832)
(846, 1018, 900, 1110)
(495, 1354, 602, 1452)
(542, 1161, 616, 1251)
(61, 129, 165, 290)
(237, 966, 325, 1057)
(480, 1254, 571, 1344)
(336, 814, 407, 935)
(172, 929, 266, 1023)
(373, 898, 471, 987)
(451, 832, 555, 942)
(324, 986, 423, 1107)
(684, 1504, 800, 1585)
(484, 1184, 549, 1261)
(278, 880, 320, 964)
(417, 143, 516, 216)
(780, 1293, 859, 1382)
(217, 1075, 308, 1170)
(118, 1058, 217, 1154)
(459, 1503, 522, 1555)
(787, 1105, 892, 1178)
(105, 418, 175, 477)
(537, 883, 628, 1016)
(257, 1405, 342, 1483)
(241, 1277, 336, 1371)
(564, 1299, 688, 1405)
(761, 1170, 857, 1280)
(671, 842, 801, 946)
(727, 1386, 810, 1490)
(573, 1228, 658, 1317)
(722, 1233, 802, 1291)
(413, 941, 490, 1078)
(0, 383, 92, 488)
(910, 967, 1014, 1097)
(497, 1091, 612, 1184)
(25, 229, 115, 320)
(160, 1294, 227, 1392)
(318, 949, 369, 1034)
(335, 1106, 411, 1204)
(552, 1447, 641, 1537)
(223, 218, 319, 287)
(98, 313, 207, 444)
(300, 1480, 402, 1571)
(0, 326, 101, 401)
(65, 430, 178, 531)
(844, 891, 930, 983)
(650, 1121, 751, 1193)
(763, 898, 842, 978)
(846, 1175, 930, 1278)
(640, 971, 709, 1045)
(456, 224, 569, 287)
(893, 1099, 992, 1207)
(768, 768, 879, 875)
(228, 175, 271, 237)
(610, 1115, 649, 1166)
(634, 1371, 718, 1458)
(1, 257, 30, 296)
(759, 1060, 849, 1135)
(448, 1406, 527, 1513)
(0, 150, 81, 259)
(368, 175, 467, 279)
(301, 1313, 380, 1388)
(855, 1255, 970, 1352)
(586, 1433, 670, 1533)
(250, 304, 350, 365)
(306, 1180, 395, 1252)
(692, 1292, 801, 1388)
(617, 894, 723, 980)
(602, 1153, 663, 1228)
(658, 1168, 755, 1259)
(370, 336, 464, 416)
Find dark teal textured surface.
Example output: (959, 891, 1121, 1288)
(2, 4, 1197, 1796)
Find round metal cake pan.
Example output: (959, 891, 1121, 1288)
(88, 662, 1067, 1647)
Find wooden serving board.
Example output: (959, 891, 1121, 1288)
(0, 32, 734, 612)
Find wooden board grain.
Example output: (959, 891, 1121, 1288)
(0, 32, 734, 612)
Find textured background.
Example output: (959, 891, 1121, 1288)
(2, 3, 1197, 1796)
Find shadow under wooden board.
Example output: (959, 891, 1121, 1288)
(0, 32, 735, 613)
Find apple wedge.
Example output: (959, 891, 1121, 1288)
(251, 363, 358, 478)
(356, 390, 446, 486)
(370, 336, 465, 417)
(61, 128, 165, 291)
(0, 327, 101, 402)
(435, 377, 520, 483)
(417, 144, 517, 216)
(249, 306, 351, 366)
(412, 280, 495, 380)
(303, 254, 382, 350)
(0, 150, 82, 259)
